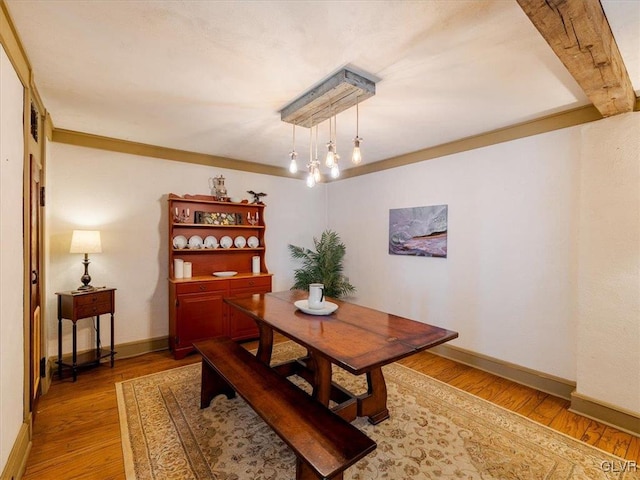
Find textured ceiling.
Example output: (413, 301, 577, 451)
(5, 0, 640, 172)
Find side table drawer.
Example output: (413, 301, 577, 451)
(76, 302, 112, 318)
(75, 290, 112, 306)
(59, 289, 115, 320)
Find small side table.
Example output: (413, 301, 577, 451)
(55, 287, 116, 381)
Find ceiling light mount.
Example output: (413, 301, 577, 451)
(280, 68, 375, 128)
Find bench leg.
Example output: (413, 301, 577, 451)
(200, 360, 236, 409)
(296, 458, 343, 480)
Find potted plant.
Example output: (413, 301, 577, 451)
(288, 230, 356, 298)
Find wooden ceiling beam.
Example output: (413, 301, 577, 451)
(517, 0, 636, 117)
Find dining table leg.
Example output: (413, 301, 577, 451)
(357, 367, 389, 424)
(308, 351, 332, 406)
(256, 323, 274, 365)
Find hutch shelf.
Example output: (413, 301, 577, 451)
(168, 193, 272, 359)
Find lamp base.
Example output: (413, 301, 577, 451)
(78, 255, 95, 291)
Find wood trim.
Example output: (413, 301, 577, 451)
(0, 0, 30, 86)
(339, 104, 602, 180)
(52, 104, 606, 182)
(280, 68, 375, 128)
(44, 112, 53, 141)
(115, 336, 169, 359)
(430, 343, 576, 401)
(517, 0, 635, 117)
(51, 128, 295, 178)
(570, 391, 640, 436)
(0, 419, 31, 480)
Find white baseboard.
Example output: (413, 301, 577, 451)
(0, 418, 31, 480)
(570, 391, 640, 436)
(430, 343, 576, 400)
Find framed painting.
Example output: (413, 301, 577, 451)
(389, 205, 448, 257)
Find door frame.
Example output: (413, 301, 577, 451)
(23, 81, 48, 420)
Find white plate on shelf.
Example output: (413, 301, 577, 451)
(204, 235, 218, 249)
(294, 300, 339, 316)
(234, 235, 247, 248)
(213, 271, 237, 277)
(220, 236, 233, 249)
(247, 236, 259, 248)
(173, 235, 187, 249)
(188, 235, 203, 249)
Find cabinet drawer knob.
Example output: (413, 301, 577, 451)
(199, 285, 206, 291)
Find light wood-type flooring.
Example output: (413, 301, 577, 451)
(23, 337, 640, 479)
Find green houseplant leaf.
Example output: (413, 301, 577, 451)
(288, 230, 356, 299)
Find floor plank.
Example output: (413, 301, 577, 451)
(597, 426, 633, 458)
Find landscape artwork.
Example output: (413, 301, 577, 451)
(389, 205, 448, 258)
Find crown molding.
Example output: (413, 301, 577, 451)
(51, 128, 298, 179)
(51, 103, 612, 182)
(338, 104, 604, 180)
(0, 0, 30, 86)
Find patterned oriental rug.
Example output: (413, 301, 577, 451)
(116, 342, 630, 479)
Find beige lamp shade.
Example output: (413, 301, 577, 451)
(70, 230, 102, 254)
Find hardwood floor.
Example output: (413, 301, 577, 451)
(23, 340, 639, 479)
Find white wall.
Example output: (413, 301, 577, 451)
(0, 45, 25, 471)
(46, 143, 326, 354)
(577, 113, 640, 413)
(328, 128, 581, 381)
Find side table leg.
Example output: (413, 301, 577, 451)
(72, 322, 78, 382)
(57, 314, 62, 380)
(110, 312, 115, 368)
(96, 314, 101, 360)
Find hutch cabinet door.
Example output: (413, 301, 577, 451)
(175, 291, 226, 353)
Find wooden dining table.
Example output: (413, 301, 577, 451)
(225, 290, 459, 424)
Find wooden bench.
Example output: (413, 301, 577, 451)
(193, 337, 377, 480)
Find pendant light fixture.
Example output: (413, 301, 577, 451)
(289, 124, 298, 174)
(280, 68, 376, 184)
(352, 96, 362, 165)
(306, 122, 316, 188)
(331, 116, 340, 178)
(306, 123, 322, 188)
(325, 111, 336, 168)
(314, 125, 321, 183)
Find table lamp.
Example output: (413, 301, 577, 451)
(70, 230, 102, 291)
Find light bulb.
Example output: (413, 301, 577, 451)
(306, 172, 316, 188)
(352, 137, 362, 165)
(313, 165, 321, 183)
(331, 163, 340, 179)
(289, 151, 298, 173)
(325, 142, 335, 168)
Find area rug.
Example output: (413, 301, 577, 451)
(116, 342, 631, 479)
